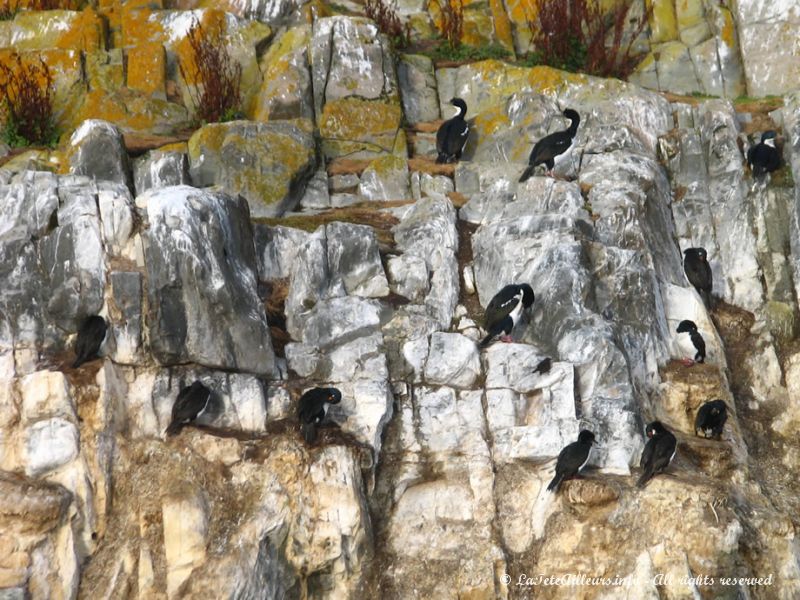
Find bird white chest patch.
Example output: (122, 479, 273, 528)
(579, 446, 592, 472)
(509, 293, 525, 325)
(674, 331, 697, 359)
(322, 401, 330, 416)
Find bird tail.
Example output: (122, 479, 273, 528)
(165, 421, 183, 436)
(479, 333, 494, 348)
(436, 153, 447, 164)
(71, 356, 84, 369)
(519, 165, 535, 183)
(302, 422, 317, 444)
(700, 289, 712, 310)
(546, 473, 563, 493)
(534, 358, 551, 375)
(636, 468, 653, 489)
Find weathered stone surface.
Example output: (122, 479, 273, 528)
(133, 148, 190, 196)
(358, 155, 410, 201)
(393, 196, 458, 329)
(311, 17, 403, 158)
(138, 185, 276, 376)
(734, 0, 800, 95)
(67, 120, 133, 190)
(252, 25, 313, 122)
(423, 332, 480, 388)
(397, 54, 440, 124)
(188, 120, 316, 218)
(284, 224, 389, 338)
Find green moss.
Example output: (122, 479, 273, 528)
(422, 41, 511, 63)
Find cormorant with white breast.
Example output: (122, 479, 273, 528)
(298, 387, 342, 444)
(436, 98, 470, 164)
(72, 315, 107, 368)
(547, 430, 596, 493)
(637, 421, 677, 488)
(166, 381, 212, 435)
(519, 108, 580, 182)
(683, 247, 713, 308)
(747, 130, 781, 177)
(479, 284, 535, 348)
(674, 320, 706, 367)
(695, 399, 727, 440)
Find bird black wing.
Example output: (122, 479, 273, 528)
(436, 118, 469, 161)
(73, 317, 107, 368)
(529, 131, 573, 166)
(555, 440, 590, 477)
(639, 436, 655, 470)
(650, 432, 677, 473)
(690, 331, 706, 362)
(171, 384, 210, 424)
(484, 285, 521, 330)
(684, 258, 712, 294)
(695, 403, 712, 433)
(298, 389, 327, 424)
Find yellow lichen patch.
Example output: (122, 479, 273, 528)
(121, 4, 165, 47)
(156, 141, 188, 154)
(76, 89, 130, 126)
(251, 25, 309, 121)
(127, 42, 166, 98)
(85, 49, 124, 92)
(6, 8, 104, 52)
(319, 98, 402, 141)
(188, 122, 315, 210)
(56, 7, 105, 52)
(646, 0, 678, 43)
(489, 0, 515, 52)
(472, 105, 511, 137)
(718, 7, 736, 49)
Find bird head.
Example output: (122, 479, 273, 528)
(676, 319, 698, 334)
(578, 430, 596, 445)
(450, 98, 467, 118)
(683, 247, 708, 261)
(519, 284, 535, 308)
(761, 130, 777, 146)
(645, 421, 666, 437)
(562, 108, 580, 125)
(326, 388, 342, 404)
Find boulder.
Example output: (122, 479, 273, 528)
(138, 185, 276, 376)
(66, 120, 132, 190)
(188, 120, 316, 218)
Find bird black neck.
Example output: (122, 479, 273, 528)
(567, 115, 579, 137)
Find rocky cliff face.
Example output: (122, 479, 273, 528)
(2, 2, 800, 600)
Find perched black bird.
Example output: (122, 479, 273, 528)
(547, 430, 596, 492)
(695, 399, 727, 440)
(637, 421, 677, 488)
(675, 320, 706, 367)
(534, 357, 552, 375)
(683, 247, 713, 308)
(72, 316, 107, 368)
(166, 381, 212, 435)
(519, 108, 580, 182)
(298, 387, 342, 444)
(480, 284, 535, 348)
(436, 98, 470, 164)
(747, 130, 781, 177)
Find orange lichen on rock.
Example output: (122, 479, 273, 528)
(174, 8, 228, 86)
(127, 42, 166, 98)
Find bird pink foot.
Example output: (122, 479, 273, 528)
(681, 358, 695, 367)
(500, 335, 514, 343)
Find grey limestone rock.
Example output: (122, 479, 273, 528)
(139, 185, 276, 376)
